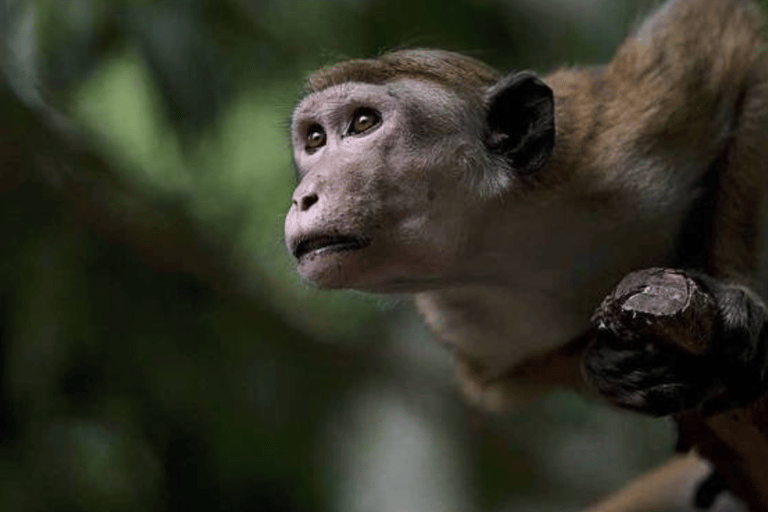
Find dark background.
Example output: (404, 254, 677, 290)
(0, 0, 735, 510)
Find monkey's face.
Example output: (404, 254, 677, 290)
(285, 69, 555, 292)
(285, 80, 489, 292)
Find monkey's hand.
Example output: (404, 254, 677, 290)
(583, 268, 768, 417)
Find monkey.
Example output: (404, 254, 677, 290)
(284, 0, 768, 509)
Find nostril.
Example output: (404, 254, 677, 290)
(299, 193, 319, 211)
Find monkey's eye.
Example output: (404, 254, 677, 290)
(305, 124, 326, 152)
(348, 108, 381, 135)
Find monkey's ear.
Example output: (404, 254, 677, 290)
(485, 71, 555, 174)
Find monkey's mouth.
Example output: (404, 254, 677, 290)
(292, 234, 371, 259)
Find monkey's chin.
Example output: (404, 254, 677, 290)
(296, 247, 451, 293)
(296, 248, 375, 290)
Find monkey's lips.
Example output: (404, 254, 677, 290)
(292, 234, 371, 260)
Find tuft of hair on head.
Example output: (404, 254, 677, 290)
(305, 49, 502, 97)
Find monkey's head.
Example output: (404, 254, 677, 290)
(285, 49, 555, 292)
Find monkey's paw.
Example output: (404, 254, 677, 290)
(584, 268, 768, 417)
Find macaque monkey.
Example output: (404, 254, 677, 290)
(284, 0, 768, 509)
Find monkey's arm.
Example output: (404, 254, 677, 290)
(586, 269, 768, 416)
(584, 453, 741, 512)
(585, 268, 768, 509)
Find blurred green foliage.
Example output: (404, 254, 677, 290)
(0, 0, 743, 510)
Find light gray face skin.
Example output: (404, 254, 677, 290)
(285, 80, 494, 292)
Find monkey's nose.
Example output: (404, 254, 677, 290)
(294, 193, 319, 212)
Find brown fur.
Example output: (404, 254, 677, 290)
(307, 49, 500, 100)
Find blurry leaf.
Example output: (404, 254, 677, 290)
(360, 0, 524, 59)
(74, 51, 190, 193)
(35, 0, 120, 95)
(121, 4, 231, 134)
